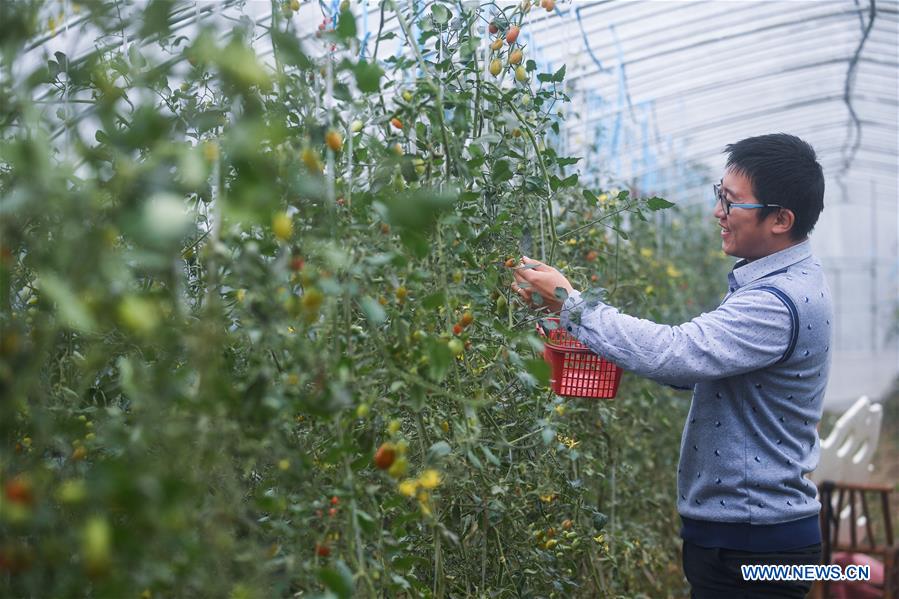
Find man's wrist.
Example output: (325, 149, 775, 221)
(559, 289, 584, 334)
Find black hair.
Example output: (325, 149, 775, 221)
(724, 133, 825, 240)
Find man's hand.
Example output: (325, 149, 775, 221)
(509, 256, 577, 314)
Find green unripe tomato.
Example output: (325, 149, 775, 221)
(447, 338, 464, 356)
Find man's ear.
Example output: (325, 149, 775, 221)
(771, 208, 795, 236)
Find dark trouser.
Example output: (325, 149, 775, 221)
(682, 539, 822, 598)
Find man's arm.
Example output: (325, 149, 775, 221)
(559, 288, 793, 388)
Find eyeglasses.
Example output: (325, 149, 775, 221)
(713, 181, 785, 216)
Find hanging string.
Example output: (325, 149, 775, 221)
(359, 0, 370, 58)
(574, 5, 609, 74)
(63, 0, 71, 163)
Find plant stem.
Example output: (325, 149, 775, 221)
(390, 0, 454, 181)
(503, 94, 558, 264)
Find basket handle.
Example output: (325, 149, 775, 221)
(536, 317, 597, 354)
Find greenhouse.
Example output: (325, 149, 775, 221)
(2, 0, 897, 597)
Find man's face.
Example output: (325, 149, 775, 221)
(714, 169, 776, 262)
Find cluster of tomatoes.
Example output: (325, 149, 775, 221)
(531, 517, 582, 554)
(451, 311, 474, 336)
(486, 0, 557, 80)
(487, 23, 527, 83)
(314, 495, 340, 558)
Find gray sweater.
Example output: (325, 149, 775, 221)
(560, 240, 832, 551)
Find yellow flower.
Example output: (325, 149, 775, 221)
(666, 264, 683, 278)
(539, 492, 555, 503)
(556, 434, 579, 449)
(640, 248, 653, 259)
(418, 469, 441, 490)
(554, 404, 566, 416)
(398, 479, 418, 497)
(644, 285, 654, 295)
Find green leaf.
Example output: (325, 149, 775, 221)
(427, 339, 453, 382)
(354, 60, 384, 93)
(491, 160, 512, 183)
(337, 8, 356, 39)
(428, 441, 452, 460)
(583, 189, 598, 206)
(460, 36, 480, 58)
(466, 449, 483, 470)
(481, 445, 501, 466)
(525, 358, 551, 386)
(422, 291, 446, 310)
(128, 44, 146, 69)
(396, 555, 431, 573)
(561, 173, 578, 187)
(355, 509, 376, 534)
(271, 29, 312, 68)
(552, 64, 567, 82)
(40, 274, 96, 333)
(525, 333, 545, 353)
(359, 296, 386, 324)
(431, 4, 450, 25)
(382, 187, 458, 231)
(646, 196, 676, 211)
(139, 0, 175, 38)
(319, 560, 354, 598)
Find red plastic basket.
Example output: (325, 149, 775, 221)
(536, 317, 623, 399)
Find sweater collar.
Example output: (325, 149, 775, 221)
(729, 239, 812, 289)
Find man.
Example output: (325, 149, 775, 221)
(511, 133, 831, 598)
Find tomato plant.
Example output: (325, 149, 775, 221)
(0, 1, 730, 597)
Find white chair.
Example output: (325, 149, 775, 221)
(810, 395, 884, 545)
